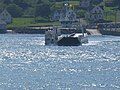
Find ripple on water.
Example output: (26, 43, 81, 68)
(0, 35, 120, 89)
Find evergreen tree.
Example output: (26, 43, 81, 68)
(3, 0, 12, 4)
(7, 4, 23, 17)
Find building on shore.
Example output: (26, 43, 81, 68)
(51, 2, 77, 28)
(0, 9, 12, 24)
(85, 6, 104, 23)
(59, 3, 77, 28)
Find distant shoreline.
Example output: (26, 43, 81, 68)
(7, 26, 84, 34)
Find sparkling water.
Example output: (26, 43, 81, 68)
(0, 34, 120, 90)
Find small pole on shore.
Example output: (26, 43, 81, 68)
(79, 18, 84, 37)
(115, 9, 117, 31)
(81, 25, 84, 37)
(113, 7, 118, 31)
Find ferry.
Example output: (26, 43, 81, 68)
(45, 27, 88, 46)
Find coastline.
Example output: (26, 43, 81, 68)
(6, 26, 86, 34)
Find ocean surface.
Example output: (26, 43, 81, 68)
(0, 34, 120, 90)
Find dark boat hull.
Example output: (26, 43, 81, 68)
(57, 37, 81, 46)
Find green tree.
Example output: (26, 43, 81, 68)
(3, 0, 12, 4)
(35, 4, 51, 18)
(23, 7, 35, 17)
(13, 0, 24, 5)
(35, 0, 52, 18)
(77, 10, 86, 18)
(7, 4, 23, 17)
(0, 3, 6, 9)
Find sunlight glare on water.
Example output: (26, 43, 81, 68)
(0, 34, 120, 90)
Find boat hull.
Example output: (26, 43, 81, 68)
(57, 37, 81, 46)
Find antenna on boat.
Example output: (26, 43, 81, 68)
(82, 25, 84, 37)
(78, 18, 84, 37)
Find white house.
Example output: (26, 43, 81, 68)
(60, 9, 77, 22)
(52, 4, 77, 22)
(60, 3, 77, 22)
(59, 3, 77, 28)
(85, 6, 104, 22)
(0, 9, 12, 24)
(79, 0, 92, 9)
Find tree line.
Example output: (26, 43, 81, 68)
(0, 0, 119, 19)
(0, 0, 59, 18)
